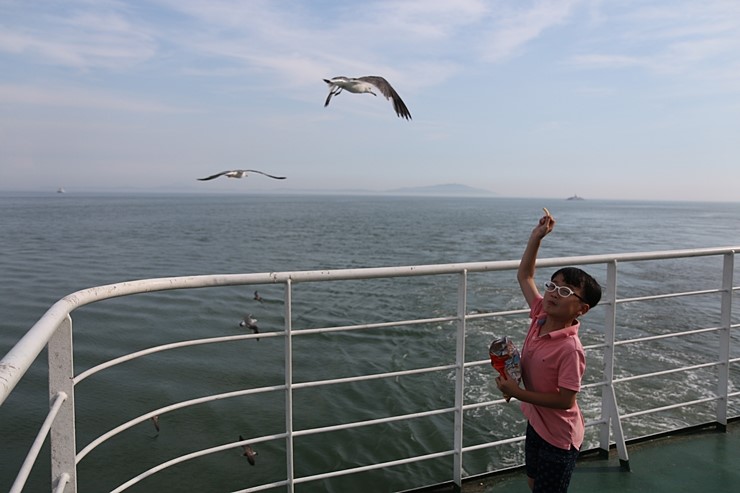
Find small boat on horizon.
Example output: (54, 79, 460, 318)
(57, 187, 66, 194)
(566, 194, 584, 200)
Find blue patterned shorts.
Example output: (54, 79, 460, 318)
(525, 422, 579, 492)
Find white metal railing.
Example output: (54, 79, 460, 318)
(1, 247, 738, 492)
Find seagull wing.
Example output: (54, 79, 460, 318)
(242, 170, 287, 180)
(324, 90, 335, 107)
(197, 171, 231, 181)
(358, 76, 412, 120)
(323, 78, 340, 107)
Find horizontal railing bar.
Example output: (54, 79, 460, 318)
(464, 308, 530, 320)
(115, 401, 557, 493)
(74, 332, 269, 384)
(620, 396, 719, 420)
(230, 479, 289, 493)
(295, 315, 456, 336)
(77, 310, 538, 387)
(462, 398, 507, 411)
(288, 306, 528, 336)
(292, 449, 455, 485)
(616, 288, 720, 304)
(106, 390, 627, 492)
(9, 391, 67, 493)
(76, 318, 722, 390)
(613, 361, 721, 384)
(292, 363, 457, 390)
(585, 418, 610, 428)
(581, 381, 608, 390)
(293, 407, 456, 437)
(80, 361, 481, 463)
(583, 342, 608, 351)
(463, 434, 525, 453)
(110, 433, 288, 493)
(76, 385, 285, 463)
(230, 480, 289, 493)
(464, 359, 490, 369)
(614, 326, 721, 347)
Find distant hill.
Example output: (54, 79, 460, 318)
(383, 183, 496, 197)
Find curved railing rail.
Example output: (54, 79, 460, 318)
(1, 247, 738, 492)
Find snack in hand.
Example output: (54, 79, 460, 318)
(489, 336, 522, 402)
(542, 207, 551, 217)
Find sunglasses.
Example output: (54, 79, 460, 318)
(544, 281, 588, 304)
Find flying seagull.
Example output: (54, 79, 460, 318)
(323, 76, 411, 120)
(150, 415, 160, 433)
(239, 435, 258, 466)
(197, 169, 286, 181)
(240, 313, 260, 340)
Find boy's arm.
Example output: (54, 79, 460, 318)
(496, 376, 577, 409)
(517, 214, 555, 308)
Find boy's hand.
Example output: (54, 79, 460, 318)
(496, 375, 521, 400)
(532, 211, 555, 239)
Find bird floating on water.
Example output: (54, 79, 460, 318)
(239, 435, 258, 465)
(323, 76, 411, 120)
(197, 170, 286, 181)
(253, 291, 263, 303)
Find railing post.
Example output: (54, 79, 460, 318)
(48, 315, 77, 493)
(452, 270, 467, 490)
(717, 251, 734, 429)
(284, 280, 295, 492)
(599, 260, 629, 469)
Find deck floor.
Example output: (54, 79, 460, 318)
(460, 420, 740, 493)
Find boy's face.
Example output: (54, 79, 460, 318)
(543, 273, 589, 321)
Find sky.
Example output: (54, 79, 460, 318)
(1, 0, 739, 201)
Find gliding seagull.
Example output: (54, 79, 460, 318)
(323, 76, 412, 120)
(197, 169, 286, 181)
(238, 435, 258, 466)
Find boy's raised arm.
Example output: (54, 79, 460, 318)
(517, 212, 555, 308)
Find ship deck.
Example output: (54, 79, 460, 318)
(457, 419, 740, 492)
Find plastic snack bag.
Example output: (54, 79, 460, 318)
(489, 336, 521, 402)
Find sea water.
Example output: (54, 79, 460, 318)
(1, 193, 739, 492)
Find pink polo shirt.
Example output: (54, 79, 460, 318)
(520, 296, 585, 450)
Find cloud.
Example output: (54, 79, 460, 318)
(0, 2, 156, 69)
(0, 84, 189, 113)
(567, 1, 740, 78)
(479, 0, 581, 62)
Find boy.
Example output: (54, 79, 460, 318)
(496, 212, 602, 492)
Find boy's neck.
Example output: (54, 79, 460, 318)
(539, 316, 577, 335)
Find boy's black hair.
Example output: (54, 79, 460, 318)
(552, 267, 602, 308)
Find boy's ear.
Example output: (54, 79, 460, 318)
(579, 303, 590, 316)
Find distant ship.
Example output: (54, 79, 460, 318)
(57, 187, 66, 194)
(566, 194, 584, 200)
